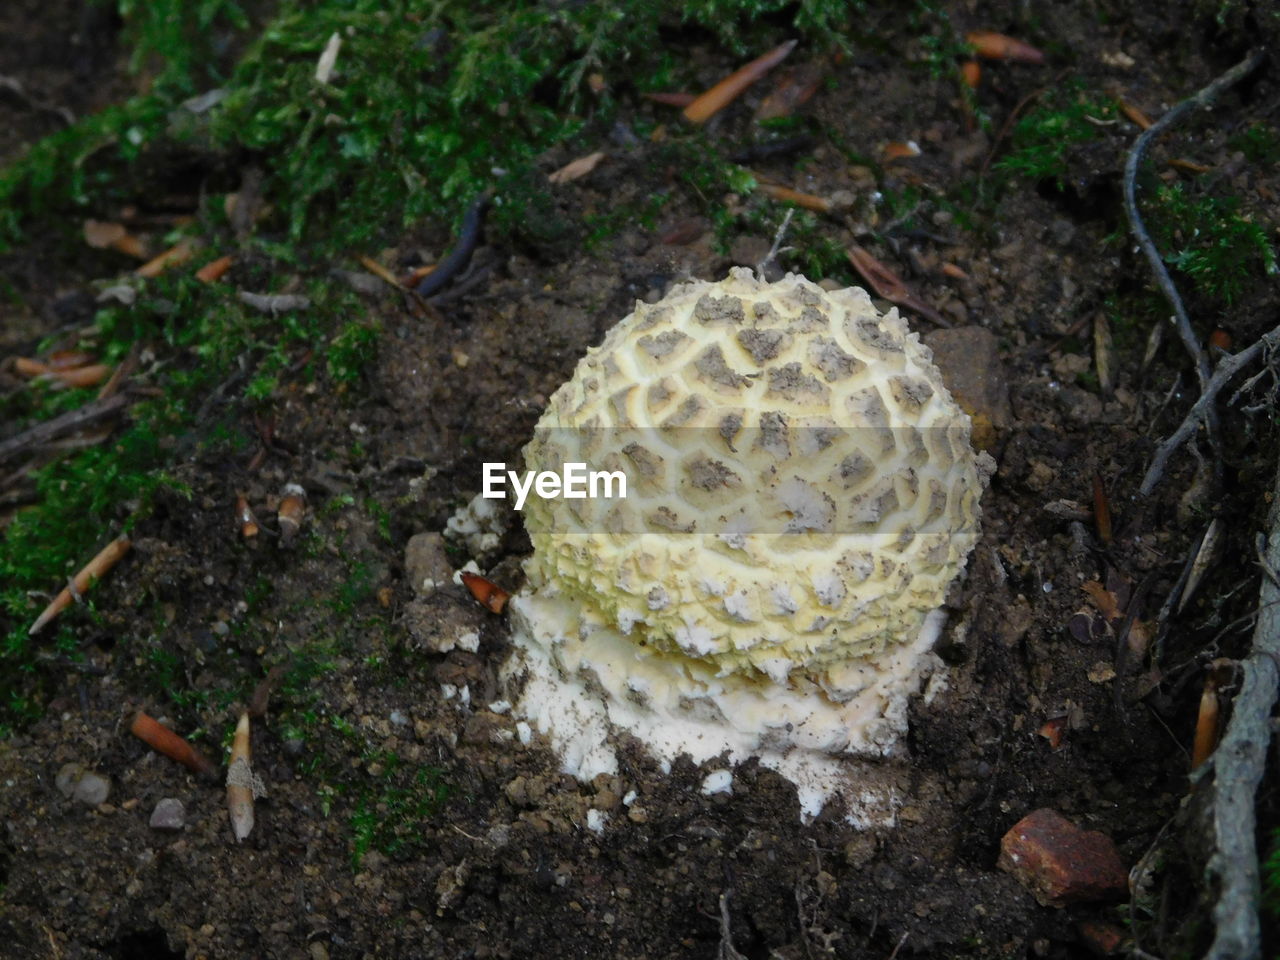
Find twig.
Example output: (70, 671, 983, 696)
(1200, 453, 1280, 959)
(414, 193, 492, 298)
(756, 208, 795, 277)
(1139, 321, 1280, 495)
(0, 74, 74, 125)
(1229, 353, 1277, 407)
(427, 260, 494, 306)
(1123, 50, 1265, 477)
(0, 391, 132, 465)
(97, 343, 138, 401)
(717, 893, 747, 960)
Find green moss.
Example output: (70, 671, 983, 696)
(996, 85, 1119, 187)
(1148, 181, 1277, 305)
(0, 0, 865, 734)
(0, 96, 172, 250)
(116, 0, 251, 96)
(349, 752, 449, 869)
(1265, 827, 1280, 923)
(1228, 122, 1280, 165)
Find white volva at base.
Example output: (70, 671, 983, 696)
(502, 586, 947, 826)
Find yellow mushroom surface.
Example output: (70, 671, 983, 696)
(505, 269, 993, 821)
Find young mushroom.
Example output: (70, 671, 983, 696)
(503, 268, 994, 820)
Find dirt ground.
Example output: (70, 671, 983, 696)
(2, 2, 1279, 958)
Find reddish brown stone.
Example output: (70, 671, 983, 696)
(997, 808, 1128, 907)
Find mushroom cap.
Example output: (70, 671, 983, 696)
(522, 268, 992, 681)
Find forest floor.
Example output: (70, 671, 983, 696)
(1, 1, 1279, 958)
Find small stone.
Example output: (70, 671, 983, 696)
(74, 772, 110, 806)
(150, 798, 186, 831)
(55, 762, 85, 798)
(998, 808, 1128, 906)
(462, 711, 508, 746)
(924, 327, 1012, 451)
(404, 532, 454, 597)
(56, 763, 111, 806)
(592, 789, 620, 812)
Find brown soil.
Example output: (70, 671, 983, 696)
(2, 2, 1279, 959)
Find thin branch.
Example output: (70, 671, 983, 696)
(755, 208, 795, 278)
(1201, 452, 1280, 960)
(1140, 322, 1280, 495)
(0, 391, 133, 466)
(717, 893, 746, 960)
(1123, 50, 1266, 473)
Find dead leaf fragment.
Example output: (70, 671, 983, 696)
(1092, 474, 1113, 544)
(1038, 716, 1066, 749)
(1087, 662, 1116, 684)
(1118, 100, 1152, 130)
(46, 364, 112, 389)
(357, 254, 405, 290)
(1169, 157, 1211, 175)
(845, 245, 950, 327)
(460, 571, 510, 614)
(46, 350, 96, 371)
(29, 537, 131, 634)
(83, 219, 125, 249)
(135, 239, 196, 278)
(13, 357, 50, 378)
(755, 61, 824, 121)
(683, 39, 797, 125)
(548, 151, 606, 185)
(83, 219, 147, 259)
(966, 30, 1045, 64)
(643, 92, 696, 107)
(882, 141, 922, 162)
(196, 254, 233, 284)
(1080, 580, 1121, 621)
(756, 182, 832, 213)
